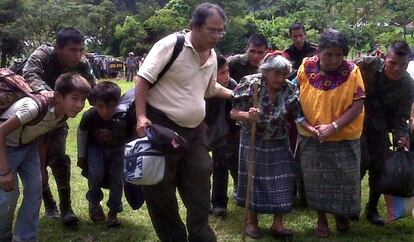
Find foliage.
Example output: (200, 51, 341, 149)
(2, 0, 414, 61)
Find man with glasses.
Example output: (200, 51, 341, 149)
(21, 27, 96, 226)
(135, 3, 232, 242)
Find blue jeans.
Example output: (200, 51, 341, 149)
(86, 146, 123, 213)
(0, 142, 41, 242)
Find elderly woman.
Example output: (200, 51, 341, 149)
(297, 29, 365, 238)
(231, 55, 316, 239)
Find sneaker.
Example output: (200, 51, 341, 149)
(106, 210, 121, 228)
(89, 203, 105, 223)
(45, 205, 60, 219)
(213, 207, 227, 217)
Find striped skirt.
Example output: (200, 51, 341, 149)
(299, 136, 361, 216)
(236, 130, 296, 214)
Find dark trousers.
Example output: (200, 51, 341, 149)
(360, 128, 389, 212)
(39, 124, 73, 212)
(142, 105, 216, 242)
(211, 139, 238, 209)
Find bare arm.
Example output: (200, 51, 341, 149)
(316, 99, 364, 141)
(0, 116, 22, 192)
(230, 107, 260, 122)
(214, 85, 233, 99)
(135, 76, 152, 137)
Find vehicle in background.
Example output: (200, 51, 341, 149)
(85, 53, 124, 79)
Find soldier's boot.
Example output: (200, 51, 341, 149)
(42, 184, 60, 219)
(52, 155, 79, 227)
(365, 189, 384, 226)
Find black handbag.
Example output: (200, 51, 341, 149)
(376, 149, 414, 197)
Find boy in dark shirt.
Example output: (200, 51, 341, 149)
(77, 81, 124, 227)
(205, 54, 239, 217)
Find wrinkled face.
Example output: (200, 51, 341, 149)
(217, 63, 230, 87)
(55, 91, 87, 118)
(290, 29, 306, 49)
(193, 13, 225, 49)
(56, 41, 85, 68)
(318, 47, 344, 72)
(94, 99, 118, 121)
(246, 44, 267, 67)
(264, 69, 289, 90)
(384, 51, 410, 81)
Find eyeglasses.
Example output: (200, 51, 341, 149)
(203, 26, 226, 37)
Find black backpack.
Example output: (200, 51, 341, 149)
(113, 33, 185, 142)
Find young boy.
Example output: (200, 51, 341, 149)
(205, 54, 239, 217)
(0, 73, 91, 242)
(77, 81, 124, 227)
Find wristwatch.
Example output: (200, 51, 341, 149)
(331, 121, 339, 131)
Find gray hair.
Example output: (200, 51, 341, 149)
(259, 55, 292, 75)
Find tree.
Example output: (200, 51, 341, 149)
(114, 16, 148, 56)
(0, 0, 25, 67)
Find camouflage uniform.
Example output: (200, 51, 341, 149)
(356, 56, 414, 214)
(227, 54, 259, 83)
(23, 44, 96, 220)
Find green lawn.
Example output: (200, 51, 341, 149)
(31, 78, 414, 241)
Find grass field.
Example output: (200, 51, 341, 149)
(30, 78, 414, 241)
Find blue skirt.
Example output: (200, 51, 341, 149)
(236, 130, 296, 214)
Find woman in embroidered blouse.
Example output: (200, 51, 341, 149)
(296, 29, 365, 238)
(230, 55, 316, 239)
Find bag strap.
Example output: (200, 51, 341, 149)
(155, 33, 185, 83)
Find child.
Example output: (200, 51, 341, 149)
(0, 73, 91, 242)
(77, 81, 124, 227)
(205, 54, 239, 217)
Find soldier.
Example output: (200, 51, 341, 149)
(284, 22, 317, 75)
(356, 41, 414, 226)
(22, 27, 96, 226)
(125, 52, 137, 82)
(227, 33, 268, 83)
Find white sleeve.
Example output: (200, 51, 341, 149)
(13, 97, 40, 125)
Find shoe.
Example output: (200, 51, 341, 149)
(366, 211, 385, 226)
(314, 225, 330, 238)
(213, 207, 227, 217)
(61, 209, 80, 227)
(270, 227, 293, 239)
(45, 205, 60, 219)
(89, 203, 105, 223)
(106, 210, 121, 228)
(335, 216, 350, 233)
(245, 223, 262, 239)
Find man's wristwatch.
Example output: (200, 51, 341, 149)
(331, 121, 339, 131)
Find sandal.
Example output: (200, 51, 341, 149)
(245, 222, 262, 239)
(314, 225, 330, 238)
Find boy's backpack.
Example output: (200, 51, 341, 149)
(113, 32, 185, 140)
(0, 68, 50, 125)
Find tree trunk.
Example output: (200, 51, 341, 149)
(1, 51, 7, 68)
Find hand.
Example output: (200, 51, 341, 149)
(39, 90, 54, 100)
(0, 171, 15, 192)
(315, 123, 336, 142)
(136, 115, 152, 137)
(307, 126, 320, 137)
(397, 136, 410, 151)
(248, 107, 260, 121)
